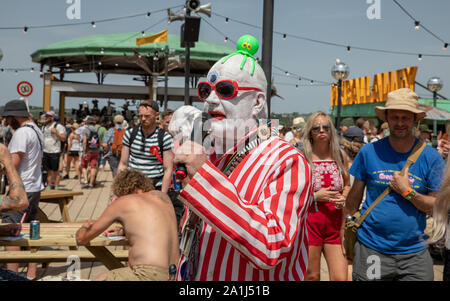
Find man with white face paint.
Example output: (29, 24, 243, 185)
(173, 35, 313, 281)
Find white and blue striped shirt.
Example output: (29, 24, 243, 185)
(122, 126, 173, 186)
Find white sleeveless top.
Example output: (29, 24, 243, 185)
(70, 133, 82, 152)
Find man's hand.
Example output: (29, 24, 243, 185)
(390, 166, 411, 195)
(0, 224, 22, 236)
(173, 141, 208, 179)
(439, 140, 449, 159)
(103, 226, 124, 237)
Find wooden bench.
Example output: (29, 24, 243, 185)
(0, 249, 128, 263)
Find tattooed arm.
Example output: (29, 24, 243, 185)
(0, 144, 28, 213)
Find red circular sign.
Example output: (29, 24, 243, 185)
(17, 81, 33, 97)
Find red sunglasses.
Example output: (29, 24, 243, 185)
(197, 80, 262, 101)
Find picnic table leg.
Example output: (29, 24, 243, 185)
(58, 198, 72, 223)
(85, 246, 124, 270)
(36, 207, 50, 223)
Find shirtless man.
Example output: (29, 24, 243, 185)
(0, 143, 30, 281)
(75, 169, 179, 281)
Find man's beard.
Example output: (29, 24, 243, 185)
(390, 127, 413, 139)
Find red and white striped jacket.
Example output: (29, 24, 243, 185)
(176, 136, 313, 281)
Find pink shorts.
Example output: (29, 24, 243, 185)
(306, 202, 343, 245)
(81, 152, 99, 169)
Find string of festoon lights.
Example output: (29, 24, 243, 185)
(0, 6, 182, 75)
(392, 0, 449, 51)
(0, 5, 182, 32)
(213, 9, 450, 60)
(199, 16, 334, 91)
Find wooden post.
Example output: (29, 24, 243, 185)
(148, 77, 153, 100)
(42, 72, 53, 112)
(59, 92, 65, 124)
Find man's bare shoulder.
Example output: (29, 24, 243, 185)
(147, 190, 172, 204)
(113, 190, 171, 206)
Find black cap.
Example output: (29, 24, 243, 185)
(139, 100, 159, 112)
(2, 99, 29, 117)
(343, 126, 365, 143)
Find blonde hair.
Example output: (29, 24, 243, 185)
(302, 111, 347, 176)
(426, 161, 450, 245)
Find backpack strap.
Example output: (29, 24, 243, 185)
(157, 128, 165, 161)
(128, 125, 140, 148)
(24, 124, 43, 151)
(355, 140, 426, 228)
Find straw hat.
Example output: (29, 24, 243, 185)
(292, 117, 305, 128)
(375, 88, 426, 121)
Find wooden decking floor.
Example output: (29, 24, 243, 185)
(1, 165, 445, 281)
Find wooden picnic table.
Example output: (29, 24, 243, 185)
(0, 223, 128, 270)
(38, 190, 84, 223)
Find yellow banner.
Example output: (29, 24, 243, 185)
(330, 66, 418, 106)
(136, 29, 168, 46)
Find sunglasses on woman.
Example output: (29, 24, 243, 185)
(311, 124, 331, 133)
(197, 80, 262, 101)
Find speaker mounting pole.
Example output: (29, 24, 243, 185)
(184, 5, 192, 106)
(262, 0, 274, 115)
(169, 1, 210, 106)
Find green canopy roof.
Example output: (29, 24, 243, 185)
(31, 32, 234, 76)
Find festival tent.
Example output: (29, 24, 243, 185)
(30, 32, 234, 120)
(31, 32, 233, 77)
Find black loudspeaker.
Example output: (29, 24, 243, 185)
(181, 16, 200, 47)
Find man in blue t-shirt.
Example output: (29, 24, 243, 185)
(342, 88, 445, 281)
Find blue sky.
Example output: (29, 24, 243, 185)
(0, 0, 449, 114)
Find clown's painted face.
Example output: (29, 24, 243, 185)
(200, 54, 267, 146)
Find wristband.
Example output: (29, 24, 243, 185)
(404, 189, 416, 201)
(401, 187, 413, 198)
(313, 193, 319, 212)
